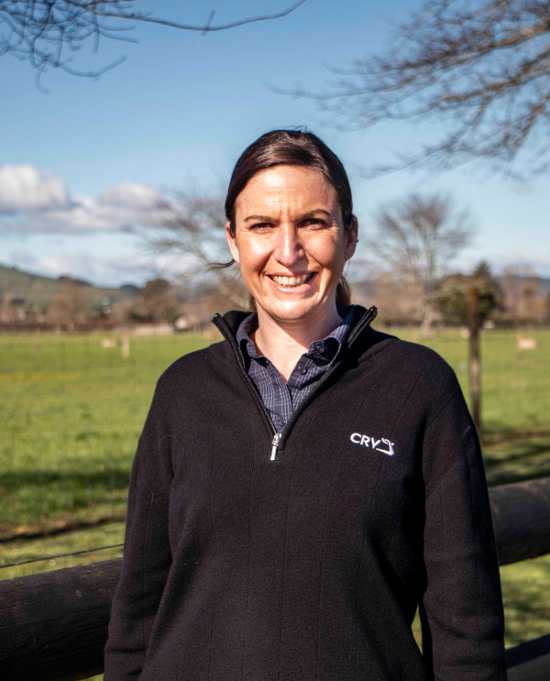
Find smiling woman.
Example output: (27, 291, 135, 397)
(104, 130, 507, 681)
(223, 130, 357, 383)
(228, 165, 355, 318)
(226, 164, 357, 381)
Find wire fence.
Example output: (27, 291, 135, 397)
(0, 544, 125, 570)
(0, 325, 549, 578)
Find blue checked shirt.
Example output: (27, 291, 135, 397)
(236, 307, 355, 433)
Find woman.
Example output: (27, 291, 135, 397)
(104, 130, 506, 681)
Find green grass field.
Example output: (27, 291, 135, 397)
(1, 326, 549, 669)
(0, 332, 211, 536)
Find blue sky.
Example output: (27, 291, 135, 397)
(1, 0, 548, 287)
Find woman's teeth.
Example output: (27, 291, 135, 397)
(271, 273, 313, 287)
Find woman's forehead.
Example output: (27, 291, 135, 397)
(234, 165, 338, 216)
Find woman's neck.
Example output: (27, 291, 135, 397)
(252, 304, 343, 382)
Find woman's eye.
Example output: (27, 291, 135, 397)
(302, 218, 326, 228)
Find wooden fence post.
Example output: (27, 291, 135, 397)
(121, 335, 130, 359)
(468, 286, 482, 437)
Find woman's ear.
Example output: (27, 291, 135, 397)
(226, 221, 240, 264)
(344, 215, 359, 261)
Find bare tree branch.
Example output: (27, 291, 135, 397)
(143, 188, 248, 310)
(288, 0, 550, 179)
(0, 0, 307, 87)
(86, 0, 308, 32)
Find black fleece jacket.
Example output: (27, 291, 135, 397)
(104, 305, 506, 681)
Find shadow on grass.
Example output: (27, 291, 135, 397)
(504, 595, 550, 648)
(483, 435, 550, 486)
(501, 555, 550, 647)
(482, 425, 550, 445)
(0, 468, 131, 539)
(0, 468, 131, 491)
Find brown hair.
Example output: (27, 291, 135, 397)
(225, 129, 354, 307)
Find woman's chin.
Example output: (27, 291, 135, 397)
(257, 298, 331, 326)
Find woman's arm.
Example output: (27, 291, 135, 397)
(104, 376, 175, 680)
(419, 372, 507, 680)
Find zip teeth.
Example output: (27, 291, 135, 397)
(271, 273, 312, 287)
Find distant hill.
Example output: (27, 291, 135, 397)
(0, 264, 141, 310)
(119, 283, 142, 294)
(57, 275, 93, 287)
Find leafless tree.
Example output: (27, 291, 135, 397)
(361, 270, 425, 325)
(131, 277, 180, 323)
(0, 0, 306, 88)
(145, 188, 248, 310)
(369, 192, 475, 331)
(500, 264, 547, 319)
(296, 0, 550, 178)
(46, 279, 90, 328)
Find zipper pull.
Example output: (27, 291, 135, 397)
(270, 433, 282, 461)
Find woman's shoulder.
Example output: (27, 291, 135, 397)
(363, 326, 452, 368)
(361, 328, 462, 401)
(155, 339, 235, 393)
(389, 334, 453, 368)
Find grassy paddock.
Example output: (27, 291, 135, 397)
(0, 332, 212, 535)
(1, 326, 549, 667)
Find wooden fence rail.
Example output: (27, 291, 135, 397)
(490, 476, 550, 565)
(1, 476, 550, 681)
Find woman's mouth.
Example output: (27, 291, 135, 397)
(270, 273, 315, 288)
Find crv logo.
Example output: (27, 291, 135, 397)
(350, 433, 395, 456)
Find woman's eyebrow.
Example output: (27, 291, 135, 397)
(243, 209, 333, 223)
(300, 209, 332, 219)
(243, 214, 274, 222)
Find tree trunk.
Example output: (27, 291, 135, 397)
(420, 292, 436, 337)
(468, 286, 482, 437)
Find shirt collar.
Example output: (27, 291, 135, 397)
(236, 306, 356, 367)
(236, 312, 260, 363)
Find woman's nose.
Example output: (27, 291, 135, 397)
(272, 224, 305, 266)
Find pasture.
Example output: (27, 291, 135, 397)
(1, 326, 550, 656)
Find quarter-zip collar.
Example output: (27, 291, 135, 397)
(211, 305, 378, 457)
(214, 305, 377, 353)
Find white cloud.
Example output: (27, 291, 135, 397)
(100, 183, 163, 210)
(0, 164, 165, 234)
(0, 165, 69, 212)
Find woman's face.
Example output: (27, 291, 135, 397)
(226, 165, 357, 326)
